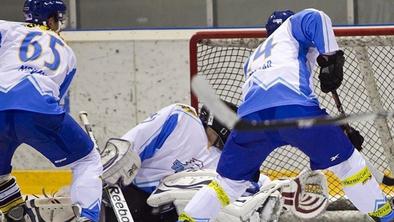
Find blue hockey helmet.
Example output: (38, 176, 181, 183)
(23, 0, 67, 25)
(265, 10, 295, 36)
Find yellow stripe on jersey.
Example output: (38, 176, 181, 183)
(208, 180, 230, 207)
(341, 166, 372, 187)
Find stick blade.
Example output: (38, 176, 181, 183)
(191, 75, 238, 129)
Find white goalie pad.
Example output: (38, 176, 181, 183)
(147, 169, 217, 208)
(281, 170, 329, 219)
(101, 138, 141, 186)
(147, 169, 284, 222)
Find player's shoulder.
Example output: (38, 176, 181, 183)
(0, 20, 26, 29)
(292, 8, 327, 20)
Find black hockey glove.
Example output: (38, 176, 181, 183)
(342, 125, 364, 151)
(316, 50, 345, 93)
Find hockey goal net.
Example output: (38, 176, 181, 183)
(189, 27, 394, 209)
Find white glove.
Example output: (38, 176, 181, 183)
(101, 138, 141, 186)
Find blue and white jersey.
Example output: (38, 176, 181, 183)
(0, 20, 76, 114)
(239, 9, 339, 117)
(121, 103, 221, 193)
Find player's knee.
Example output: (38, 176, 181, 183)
(328, 149, 367, 180)
(0, 176, 26, 220)
(215, 175, 251, 203)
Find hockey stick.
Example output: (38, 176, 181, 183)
(79, 111, 135, 222)
(331, 90, 394, 186)
(191, 75, 394, 131)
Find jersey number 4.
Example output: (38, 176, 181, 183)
(19, 31, 64, 70)
(253, 37, 275, 62)
(245, 37, 275, 75)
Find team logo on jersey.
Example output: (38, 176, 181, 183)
(127, 164, 139, 177)
(171, 158, 204, 173)
(330, 154, 340, 162)
(54, 157, 67, 163)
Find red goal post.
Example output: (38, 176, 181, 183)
(189, 26, 394, 208)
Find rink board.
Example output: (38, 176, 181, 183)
(12, 170, 72, 195)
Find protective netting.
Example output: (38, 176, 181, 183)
(190, 31, 394, 210)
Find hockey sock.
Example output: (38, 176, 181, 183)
(179, 175, 250, 221)
(69, 149, 103, 222)
(329, 149, 387, 214)
(368, 200, 394, 222)
(0, 176, 25, 219)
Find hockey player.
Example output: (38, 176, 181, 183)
(0, 1, 102, 221)
(103, 102, 242, 222)
(179, 9, 394, 222)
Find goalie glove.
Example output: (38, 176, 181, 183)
(317, 50, 345, 93)
(281, 170, 329, 219)
(101, 138, 141, 186)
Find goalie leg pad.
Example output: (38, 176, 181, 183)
(281, 170, 329, 219)
(0, 176, 25, 221)
(150, 169, 285, 222)
(101, 138, 141, 186)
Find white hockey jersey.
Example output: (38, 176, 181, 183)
(121, 103, 221, 193)
(0, 21, 76, 114)
(239, 9, 340, 117)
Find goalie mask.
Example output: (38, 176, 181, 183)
(265, 10, 294, 36)
(199, 101, 237, 150)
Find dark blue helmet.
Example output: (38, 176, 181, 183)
(23, 0, 66, 25)
(199, 101, 237, 150)
(265, 10, 295, 36)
